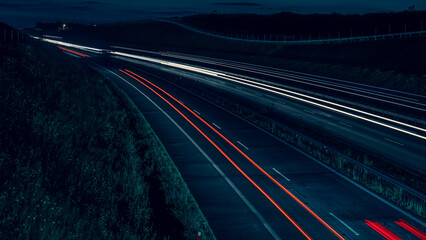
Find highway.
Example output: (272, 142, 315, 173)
(42, 40, 426, 239)
(107, 48, 426, 174)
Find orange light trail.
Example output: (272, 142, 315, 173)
(395, 219, 426, 240)
(123, 69, 345, 240)
(57, 46, 90, 58)
(118, 69, 312, 240)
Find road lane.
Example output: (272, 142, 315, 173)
(46, 42, 426, 239)
(112, 54, 426, 173)
(103, 63, 424, 239)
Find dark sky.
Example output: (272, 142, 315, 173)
(1, 0, 425, 28)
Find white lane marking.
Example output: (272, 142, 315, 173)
(272, 168, 290, 181)
(216, 74, 426, 140)
(384, 138, 405, 146)
(145, 68, 426, 228)
(107, 69, 282, 240)
(237, 141, 249, 150)
(329, 212, 359, 236)
(194, 110, 201, 115)
(212, 123, 221, 129)
(304, 109, 315, 114)
(315, 110, 331, 117)
(338, 122, 353, 128)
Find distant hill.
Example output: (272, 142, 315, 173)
(179, 11, 426, 38)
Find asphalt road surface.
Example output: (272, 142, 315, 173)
(44, 41, 426, 240)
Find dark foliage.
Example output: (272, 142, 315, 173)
(0, 36, 213, 239)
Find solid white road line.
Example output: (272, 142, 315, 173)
(384, 138, 405, 146)
(212, 123, 221, 129)
(237, 141, 249, 150)
(194, 110, 201, 115)
(329, 212, 359, 236)
(272, 168, 291, 182)
(108, 69, 282, 240)
(338, 122, 353, 128)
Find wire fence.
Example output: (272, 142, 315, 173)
(160, 19, 426, 45)
(1, 29, 25, 46)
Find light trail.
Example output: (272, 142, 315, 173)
(123, 69, 346, 240)
(57, 46, 90, 58)
(365, 220, 402, 240)
(42, 38, 103, 53)
(110, 51, 426, 140)
(394, 219, 426, 240)
(119, 69, 313, 240)
(165, 52, 425, 106)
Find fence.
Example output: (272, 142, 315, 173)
(1, 29, 25, 46)
(160, 19, 426, 45)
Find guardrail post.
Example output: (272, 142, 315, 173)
(10, 30, 13, 42)
(3, 29, 5, 46)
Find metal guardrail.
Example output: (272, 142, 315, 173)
(159, 19, 426, 45)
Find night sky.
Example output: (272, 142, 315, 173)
(1, 0, 425, 28)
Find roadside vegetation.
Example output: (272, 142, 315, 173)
(0, 25, 214, 240)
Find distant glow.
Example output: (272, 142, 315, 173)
(119, 69, 313, 240)
(365, 220, 402, 240)
(111, 51, 426, 140)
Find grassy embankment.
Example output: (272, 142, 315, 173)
(0, 26, 214, 239)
